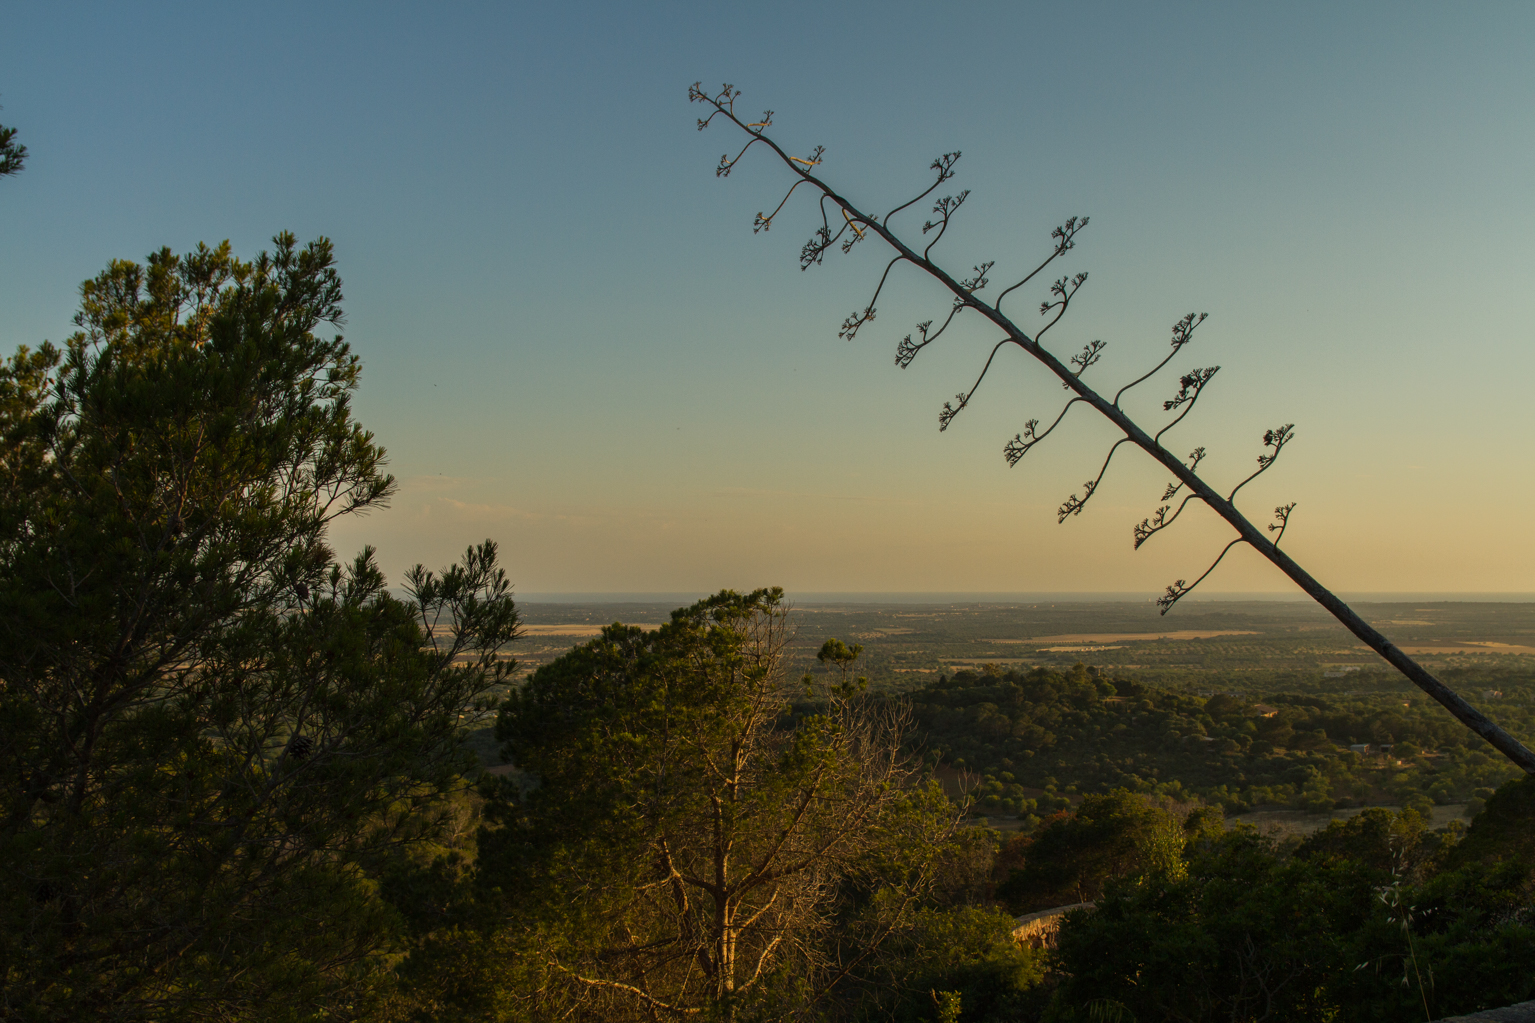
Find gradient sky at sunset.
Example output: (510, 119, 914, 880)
(3, 2, 1533, 597)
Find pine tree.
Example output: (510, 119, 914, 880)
(0, 236, 519, 1021)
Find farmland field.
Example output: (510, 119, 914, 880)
(510, 597, 1535, 693)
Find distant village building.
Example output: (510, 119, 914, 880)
(1251, 704, 1279, 719)
(1349, 743, 1371, 754)
(1484, 689, 1503, 699)
(1012, 902, 1095, 949)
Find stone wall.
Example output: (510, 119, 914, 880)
(1432, 1002, 1535, 1022)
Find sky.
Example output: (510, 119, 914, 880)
(2, 2, 1533, 599)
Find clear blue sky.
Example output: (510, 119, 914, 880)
(3, 2, 1532, 596)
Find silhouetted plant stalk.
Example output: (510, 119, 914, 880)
(690, 82, 1535, 774)
(1356, 845, 1435, 1022)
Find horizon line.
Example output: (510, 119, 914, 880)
(514, 590, 1535, 605)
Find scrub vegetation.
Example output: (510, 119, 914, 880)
(913, 663, 1531, 822)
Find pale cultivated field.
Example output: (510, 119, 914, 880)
(986, 630, 1260, 644)
(508, 599, 1535, 687)
(519, 623, 658, 636)
(1399, 642, 1535, 655)
(1229, 803, 1471, 838)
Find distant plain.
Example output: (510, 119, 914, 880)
(471, 600, 1535, 836)
(511, 598, 1535, 692)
